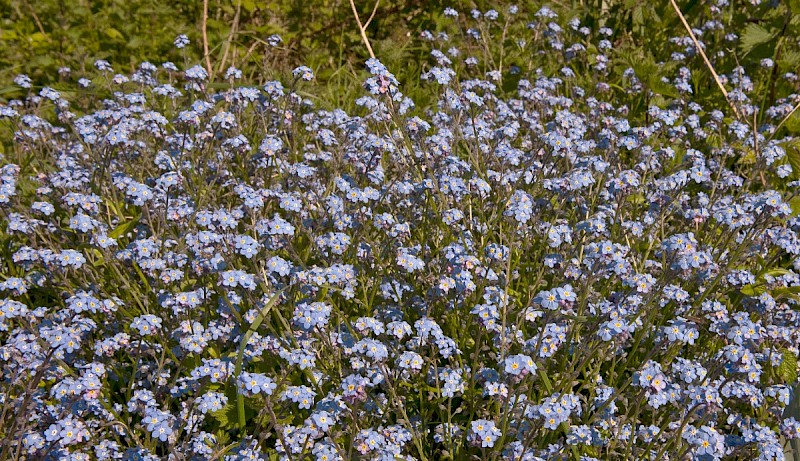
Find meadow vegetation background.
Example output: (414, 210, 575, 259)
(1, 0, 798, 112)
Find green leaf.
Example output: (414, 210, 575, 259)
(786, 143, 800, 179)
(772, 286, 800, 298)
(538, 368, 553, 393)
(210, 403, 238, 429)
(790, 197, 800, 217)
(104, 28, 124, 41)
(778, 50, 800, 70)
(632, 6, 644, 26)
(0, 86, 22, 96)
(233, 288, 286, 433)
(739, 23, 774, 55)
(778, 348, 798, 384)
(738, 150, 757, 165)
(90, 249, 105, 268)
(765, 269, 793, 278)
(29, 32, 50, 45)
(706, 133, 722, 149)
(645, 66, 679, 99)
(785, 113, 800, 135)
(109, 214, 140, 239)
(740, 284, 766, 297)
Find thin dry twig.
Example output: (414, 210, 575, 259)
(240, 41, 261, 66)
(363, 0, 382, 30)
(202, 0, 213, 76)
(22, 0, 46, 36)
(669, 0, 742, 120)
(217, 0, 243, 77)
(349, 0, 376, 59)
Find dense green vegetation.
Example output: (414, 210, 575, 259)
(2, 0, 800, 116)
(0, 0, 440, 99)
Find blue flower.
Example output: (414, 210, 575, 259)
(174, 34, 190, 48)
(239, 372, 277, 397)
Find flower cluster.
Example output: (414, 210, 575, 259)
(1, 4, 800, 461)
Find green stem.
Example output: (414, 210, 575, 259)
(232, 288, 285, 433)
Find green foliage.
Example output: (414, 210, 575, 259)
(3, 0, 800, 133)
(0, 0, 445, 97)
(787, 142, 800, 180)
(210, 402, 238, 429)
(739, 23, 775, 56)
(0, 0, 197, 86)
(778, 348, 798, 384)
(108, 213, 140, 240)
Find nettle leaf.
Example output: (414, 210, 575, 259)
(785, 143, 800, 179)
(738, 23, 774, 55)
(738, 149, 757, 165)
(648, 77, 679, 99)
(790, 197, 800, 217)
(778, 348, 798, 384)
(212, 393, 258, 429)
(785, 113, 800, 135)
(778, 50, 800, 70)
(706, 133, 723, 149)
(211, 403, 238, 429)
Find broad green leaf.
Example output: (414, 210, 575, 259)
(632, 6, 644, 26)
(109, 214, 140, 239)
(739, 23, 774, 55)
(778, 50, 800, 70)
(785, 112, 800, 135)
(648, 77, 679, 99)
(765, 269, 793, 278)
(790, 197, 800, 217)
(772, 286, 800, 298)
(233, 289, 285, 433)
(29, 32, 49, 45)
(90, 249, 105, 268)
(778, 348, 798, 384)
(538, 368, 553, 393)
(786, 144, 800, 179)
(210, 403, 238, 429)
(104, 28, 124, 40)
(706, 133, 722, 149)
(740, 284, 766, 296)
(738, 150, 757, 165)
(627, 193, 646, 205)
